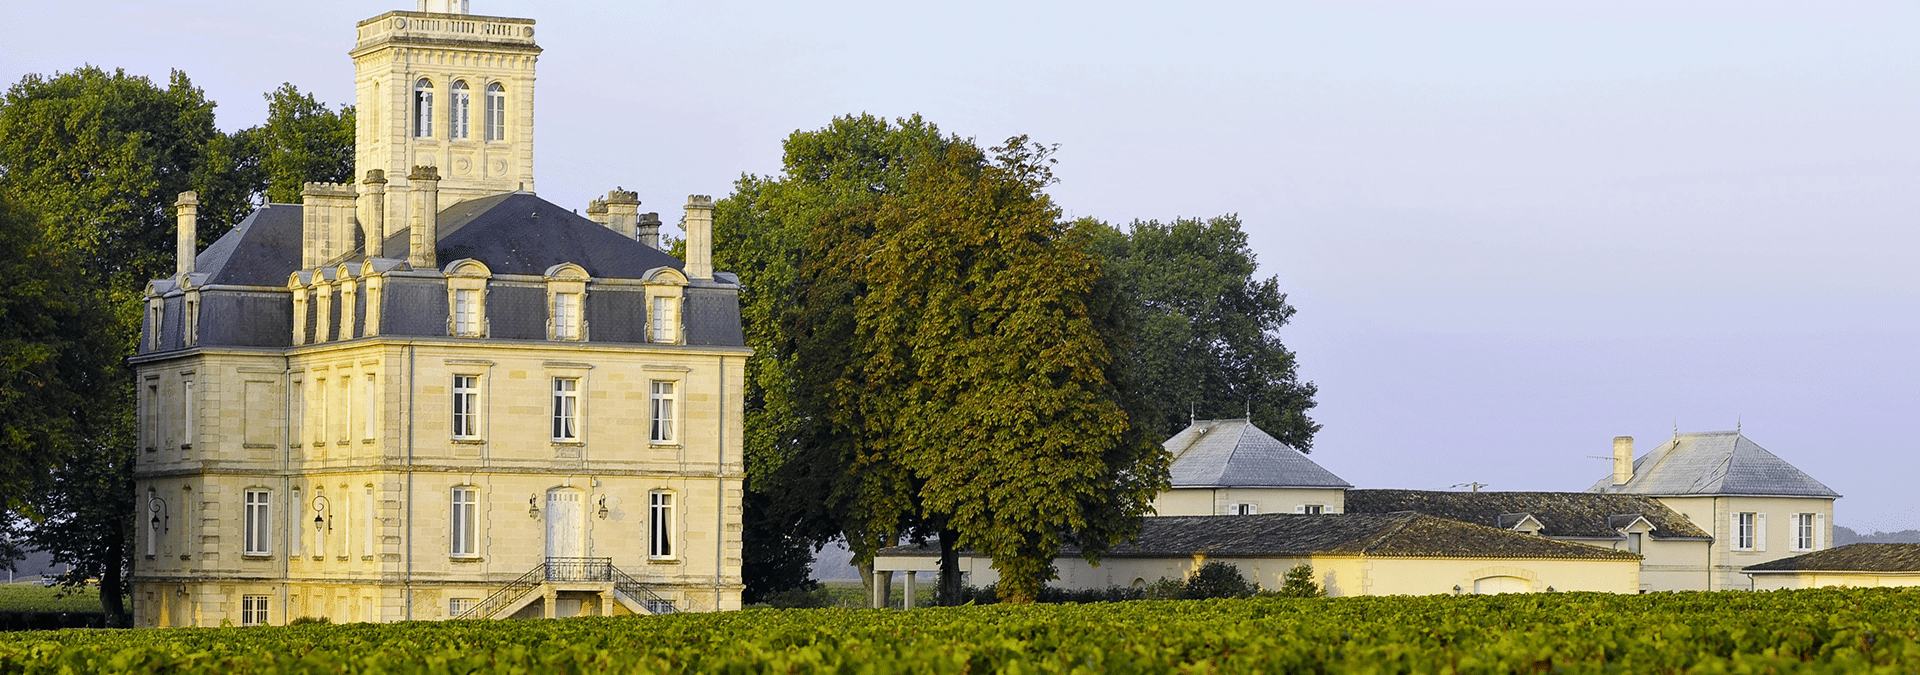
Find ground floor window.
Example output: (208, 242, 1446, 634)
(241, 595, 269, 626)
(449, 597, 476, 617)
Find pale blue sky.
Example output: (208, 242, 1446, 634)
(5, 2, 1917, 528)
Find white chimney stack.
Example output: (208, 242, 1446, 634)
(408, 166, 441, 270)
(174, 191, 197, 277)
(683, 195, 713, 280)
(1612, 436, 1634, 485)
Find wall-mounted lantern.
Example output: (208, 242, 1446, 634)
(596, 494, 609, 519)
(528, 494, 540, 519)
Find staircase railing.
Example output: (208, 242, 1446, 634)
(611, 565, 678, 615)
(458, 562, 546, 620)
(456, 558, 678, 619)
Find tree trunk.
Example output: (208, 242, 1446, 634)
(99, 536, 128, 627)
(856, 560, 875, 608)
(937, 528, 962, 606)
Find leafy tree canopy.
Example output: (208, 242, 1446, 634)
(1090, 215, 1319, 449)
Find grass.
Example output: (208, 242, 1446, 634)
(0, 584, 101, 613)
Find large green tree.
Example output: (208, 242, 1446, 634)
(717, 117, 1168, 605)
(714, 115, 957, 600)
(244, 83, 355, 204)
(1090, 216, 1319, 449)
(852, 138, 1166, 603)
(0, 68, 352, 625)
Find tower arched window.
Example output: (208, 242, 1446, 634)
(413, 79, 434, 138)
(484, 83, 506, 142)
(450, 80, 470, 140)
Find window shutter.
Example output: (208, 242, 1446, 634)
(1730, 513, 1741, 550)
(1294, 505, 1305, 514)
(1815, 513, 1826, 550)
(1756, 513, 1767, 552)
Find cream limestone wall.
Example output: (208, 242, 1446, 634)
(1655, 495, 1836, 591)
(1750, 572, 1920, 591)
(1151, 487, 1346, 516)
(883, 553, 1638, 598)
(132, 335, 748, 627)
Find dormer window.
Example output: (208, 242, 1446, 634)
(147, 298, 165, 351)
(453, 289, 480, 336)
(449, 80, 470, 140)
(553, 292, 581, 340)
(543, 263, 589, 342)
(484, 83, 506, 141)
(414, 79, 434, 138)
(652, 296, 677, 343)
(444, 259, 492, 337)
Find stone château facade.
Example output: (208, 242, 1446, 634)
(129, 1, 747, 627)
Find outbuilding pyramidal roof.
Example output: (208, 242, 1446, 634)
(1586, 431, 1838, 498)
(1165, 419, 1351, 489)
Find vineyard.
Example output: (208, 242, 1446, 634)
(2, 587, 1919, 673)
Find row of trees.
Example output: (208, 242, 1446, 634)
(717, 115, 1317, 604)
(0, 67, 353, 625)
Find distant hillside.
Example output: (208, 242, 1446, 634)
(1834, 525, 1920, 545)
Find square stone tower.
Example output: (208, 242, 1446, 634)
(351, 1, 539, 232)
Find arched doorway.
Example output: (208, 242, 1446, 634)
(545, 487, 586, 559)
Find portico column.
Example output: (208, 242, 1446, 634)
(904, 571, 917, 610)
(543, 588, 557, 619)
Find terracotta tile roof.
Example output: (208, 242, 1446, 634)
(1345, 489, 1711, 540)
(1744, 544, 1920, 573)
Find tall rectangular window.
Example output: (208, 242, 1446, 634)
(449, 81, 471, 139)
(241, 595, 269, 626)
(291, 381, 304, 447)
(552, 378, 579, 440)
(553, 293, 580, 340)
(316, 379, 328, 447)
(364, 487, 375, 558)
(451, 487, 478, 557)
(244, 490, 271, 556)
(339, 376, 352, 443)
(290, 487, 303, 557)
(649, 491, 674, 558)
(651, 296, 675, 343)
(452, 376, 479, 438)
(1794, 513, 1815, 551)
(1736, 512, 1756, 551)
(485, 83, 506, 141)
(453, 289, 478, 336)
(363, 375, 377, 439)
(650, 381, 676, 443)
(145, 384, 158, 452)
(413, 79, 434, 138)
(182, 380, 195, 449)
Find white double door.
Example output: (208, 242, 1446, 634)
(544, 488, 586, 559)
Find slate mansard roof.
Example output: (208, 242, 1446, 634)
(1586, 431, 1838, 499)
(881, 513, 1639, 562)
(1164, 419, 1351, 489)
(139, 192, 744, 355)
(1744, 544, 1920, 574)
(1345, 489, 1711, 541)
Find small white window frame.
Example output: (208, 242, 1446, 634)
(649, 380, 678, 444)
(451, 486, 479, 558)
(243, 489, 272, 556)
(649, 490, 676, 559)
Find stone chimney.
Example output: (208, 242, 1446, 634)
(585, 198, 608, 226)
(301, 182, 359, 268)
(174, 192, 197, 277)
(1612, 436, 1634, 485)
(636, 212, 662, 249)
(408, 166, 442, 270)
(603, 189, 641, 239)
(360, 170, 388, 258)
(683, 195, 713, 280)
